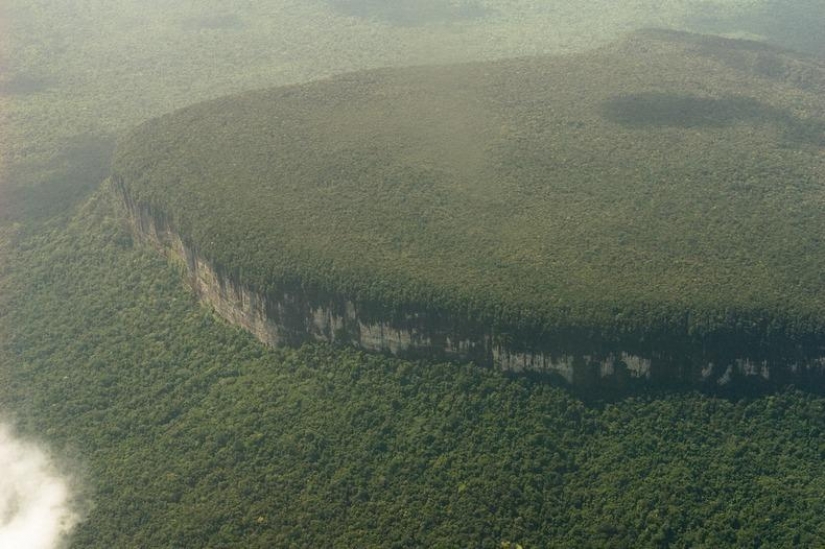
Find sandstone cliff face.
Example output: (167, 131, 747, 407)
(112, 177, 825, 390)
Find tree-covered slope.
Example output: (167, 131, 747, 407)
(2, 191, 825, 547)
(113, 30, 825, 343)
(5, 3, 825, 546)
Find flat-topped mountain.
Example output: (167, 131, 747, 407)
(113, 30, 825, 387)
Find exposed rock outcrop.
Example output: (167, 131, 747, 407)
(112, 177, 825, 390)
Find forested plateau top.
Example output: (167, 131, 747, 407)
(113, 29, 825, 384)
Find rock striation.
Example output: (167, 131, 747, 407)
(110, 30, 825, 391)
(113, 177, 825, 390)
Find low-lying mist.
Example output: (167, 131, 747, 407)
(0, 423, 81, 549)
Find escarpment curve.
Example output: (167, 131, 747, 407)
(112, 177, 825, 391)
(110, 30, 825, 391)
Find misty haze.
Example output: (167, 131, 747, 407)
(1, 1, 824, 547)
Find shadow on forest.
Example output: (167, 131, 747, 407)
(602, 92, 825, 146)
(510, 368, 823, 408)
(0, 72, 54, 96)
(1, 134, 115, 225)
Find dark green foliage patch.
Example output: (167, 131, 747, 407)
(2, 133, 116, 224)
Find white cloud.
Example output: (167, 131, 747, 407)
(0, 423, 80, 549)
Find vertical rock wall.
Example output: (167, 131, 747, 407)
(112, 177, 825, 390)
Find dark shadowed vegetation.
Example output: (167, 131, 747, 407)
(0, 72, 54, 96)
(602, 92, 825, 145)
(2, 134, 115, 224)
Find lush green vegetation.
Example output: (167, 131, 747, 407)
(4, 0, 814, 231)
(3, 2, 825, 547)
(2, 192, 825, 547)
(115, 31, 825, 344)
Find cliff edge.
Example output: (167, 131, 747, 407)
(112, 30, 825, 389)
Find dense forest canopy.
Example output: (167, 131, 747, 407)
(2, 191, 825, 547)
(3, 1, 825, 547)
(115, 30, 825, 341)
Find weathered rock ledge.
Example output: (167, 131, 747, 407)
(112, 177, 825, 390)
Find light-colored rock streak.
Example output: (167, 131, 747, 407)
(112, 178, 825, 388)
